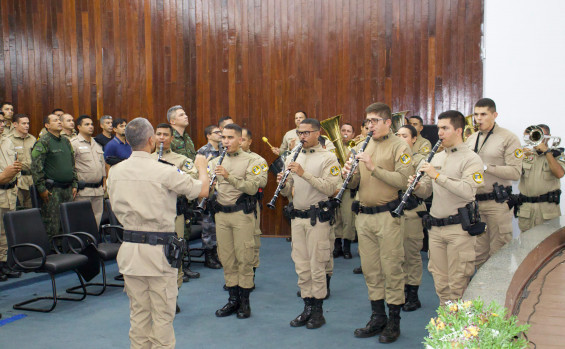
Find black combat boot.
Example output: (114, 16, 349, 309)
(183, 267, 200, 279)
(290, 298, 313, 327)
(204, 249, 222, 269)
(306, 298, 326, 329)
(343, 239, 352, 259)
(324, 274, 331, 300)
(379, 304, 401, 343)
(353, 266, 363, 274)
(333, 238, 343, 258)
(1, 262, 21, 278)
(215, 286, 240, 317)
(236, 287, 252, 319)
(402, 285, 422, 312)
(354, 299, 388, 338)
(182, 273, 190, 283)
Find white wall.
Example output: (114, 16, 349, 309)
(484, 0, 565, 225)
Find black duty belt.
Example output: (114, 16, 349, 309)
(45, 179, 73, 189)
(0, 180, 17, 190)
(123, 230, 176, 246)
(518, 189, 561, 204)
(78, 179, 104, 190)
(423, 213, 463, 227)
(352, 198, 401, 215)
(20, 170, 32, 176)
(290, 208, 314, 219)
(215, 202, 247, 214)
(476, 186, 512, 201)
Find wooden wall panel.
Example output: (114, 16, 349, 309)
(0, 0, 483, 236)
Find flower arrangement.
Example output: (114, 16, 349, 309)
(424, 298, 530, 349)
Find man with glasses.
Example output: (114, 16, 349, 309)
(342, 103, 414, 343)
(279, 118, 341, 329)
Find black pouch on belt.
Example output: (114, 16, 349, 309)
(163, 236, 187, 268)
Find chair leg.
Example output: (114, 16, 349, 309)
(13, 271, 87, 313)
(66, 261, 123, 296)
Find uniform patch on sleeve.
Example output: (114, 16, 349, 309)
(421, 146, 430, 154)
(514, 149, 524, 158)
(252, 165, 261, 175)
(330, 166, 340, 176)
(329, 148, 336, 154)
(184, 160, 194, 170)
(472, 172, 484, 184)
(559, 155, 565, 163)
(399, 153, 412, 164)
(206, 166, 211, 174)
(261, 163, 268, 172)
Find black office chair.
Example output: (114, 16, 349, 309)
(29, 185, 42, 209)
(60, 201, 123, 296)
(101, 199, 123, 243)
(4, 209, 89, 312)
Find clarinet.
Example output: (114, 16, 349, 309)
(195, 148, 228, 212)
(391, 139, 443, 217)
(267, 141, 305, 209)
(333, 132, 373, 203)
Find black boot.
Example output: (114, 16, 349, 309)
(324, 274, 331, 300)
(184, 267, 200, 279)
(354, 300, 388, 338)
(343, 239, 352, 259)
(213, 246, 222, 267)
(306, 298, 326, 329)
(353, 266, 363, 274)
(204, 249, 222, 269)
(333, 238, 343, 258)
(236, 287, 251, 319)
(379, 304, 401, 343)
(1, 262, 21, 279)
(182, 274, 190, 283)
(402, 285, 422, 312)
(215, 286, 240, 317)
(296, 290, 301, 297)
(290, 298, 313, 327)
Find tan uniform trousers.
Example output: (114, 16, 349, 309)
(216, 211, 256, 289)
(336, 192, 356, 240)
(475, 200, 513, 268)
(0, 207, 9, 262)
(75, 194, 104, 228)
(291, 217, 331, 299)
(123, 274, 178, 349)
(428, 224, 476, 305)
(518, 202, 561, 232)
(174, 215, 185, 289)
(253, 203, 261, 268)
(401, 204, 425, 286)
(17, 188, 32, 209)
(356, 211, 405, 304)
(326, 223, 335, 276)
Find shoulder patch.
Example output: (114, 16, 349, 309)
(32, 142, 45, 154)
(472, 172, 484, 184)
(261, 163, 268, 172)
(184, 159, 194, 170)
(514, 148, 524, 158)
(421, 146, 430, 154)
(329, 148, 336, 154)
(399, 153, 412, 164)
(252, 165, 261, 175)
(330, 166, 340, 176)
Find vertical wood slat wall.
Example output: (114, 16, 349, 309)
(0, 0, 483, 236)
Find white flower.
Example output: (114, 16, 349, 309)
(491, 329, 500, 337)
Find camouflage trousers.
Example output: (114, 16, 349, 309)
(201, 212, 217, 250)
(41, 187, 73, 240)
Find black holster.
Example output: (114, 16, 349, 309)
(163, 235, 187, 269)
(236, 194, 258, 217)
(458, 201, 486, 236)
(493, 182, 511, 203)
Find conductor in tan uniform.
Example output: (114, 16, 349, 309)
(413, 110, 484, 305)
(271, 111, 307, 156)
(107, 118, 209, 349)
(278, 118, 341, 329)
(465, 98, 522, 268)
(211, 123, 266, 319)
(517, 124, 565, 231)
(71, 115, 105, 227)
(343, 102, 414, 344)
(8, 114, 36, 209)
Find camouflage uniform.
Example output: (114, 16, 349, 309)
(31, 132, 78, 239)
(171, 129, 196, 160)
(197, 142, 220, 250)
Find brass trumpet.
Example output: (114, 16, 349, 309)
(523, 125, 561, 149)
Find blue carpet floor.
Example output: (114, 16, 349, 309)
(0, 238, 438, 348)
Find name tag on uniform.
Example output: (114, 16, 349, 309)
(14, 146, 23, 150)
(79, 146, 89, 150)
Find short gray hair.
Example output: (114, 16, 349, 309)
(125, 118, 154, 150)
(100, 115, 112, 124)
(166, 105, 183, 122)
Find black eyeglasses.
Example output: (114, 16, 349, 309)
(366, 118, 385, 125)
(296, 130, 318, 137)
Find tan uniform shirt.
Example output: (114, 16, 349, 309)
(62, 130, 78, 142)
(413, 135, 432, 155)
(0, 136, 18, 209)
(465, 123, 522, 194)
(348, 132, 414, 206)
(8, 131, 36, 191)
(210, 148, 265, 206)
(415, 144, 484, 218)
(246, 151, 269, 189)
(152, 149, 198, 178)
(281, 143, 341, 209)
(280, 128, 298, 154)
(2, 121, 14, 136)
(107, 151, 203, 276)
(71, 134, 105, 197)
(519, 152, 565, 196)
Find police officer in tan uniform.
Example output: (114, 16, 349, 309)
(413, 110, 484, 305)
(343, 102, 414, 344)
(107, 118, 208, 349)
(408, 116, 432, 155)
(71, 115, 105, 227)
(278, 118, 341, 329)
(60, 113, 77, 141)
(271, 111, 307, 156)
(465, 98, 522, 269)
(211, 123, 266, 319)
(8, 114, 36, 209)
(0, 103, 14, 136)
(396, 124, 428, 312)
(517, 124, 565, 231)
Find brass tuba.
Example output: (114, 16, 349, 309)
(463, 114, 478, 141)
(320, 114, 350, 166)
(391, 110, 409, 134)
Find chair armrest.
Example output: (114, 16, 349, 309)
(101, 224, 124, 243)
(52, 234, 86, 254)
(70, 231, 98, 246)
(10, 243, 47, 270)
